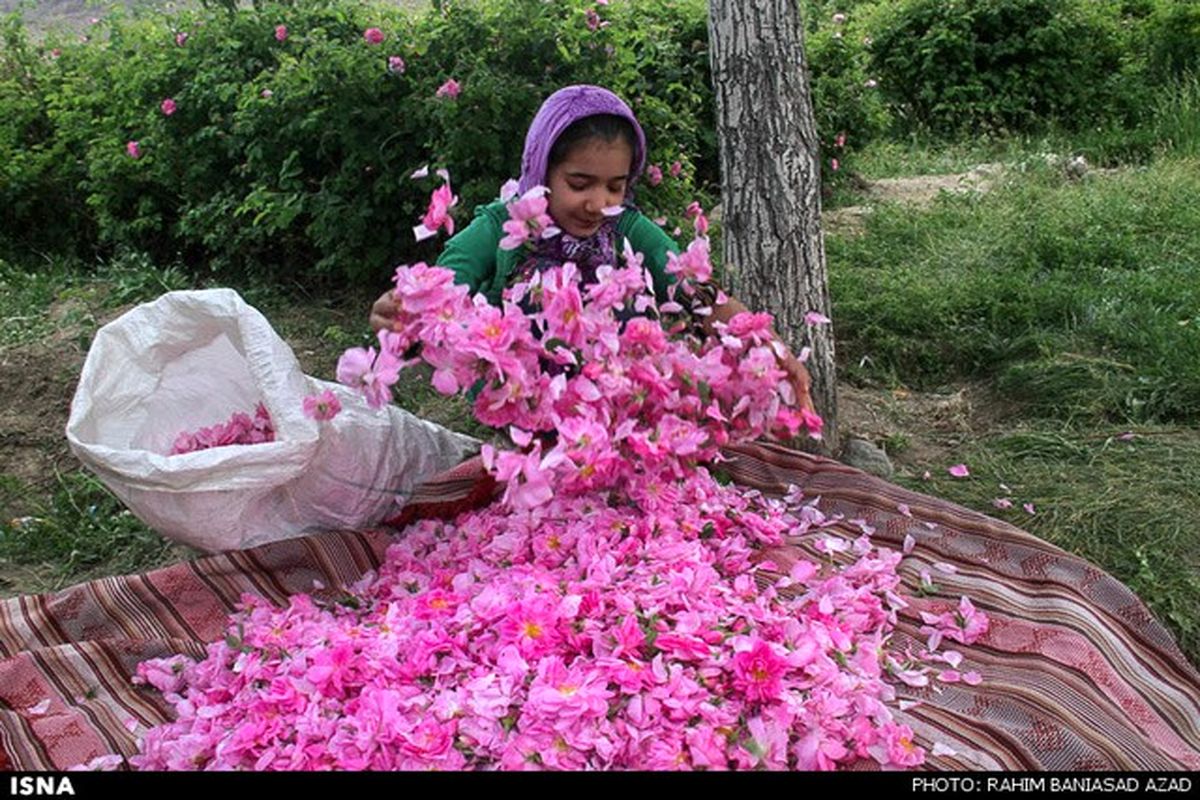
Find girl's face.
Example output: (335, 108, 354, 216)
(545, 136, 634, 239)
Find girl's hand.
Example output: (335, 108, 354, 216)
(369, 289, 398, 333)
(777, 346, 816, 414)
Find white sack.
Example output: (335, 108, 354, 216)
(66, 288, 478, 552)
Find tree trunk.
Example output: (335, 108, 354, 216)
(707, 0, 838, 454)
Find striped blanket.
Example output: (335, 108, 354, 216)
(1, 442, 1197, 770)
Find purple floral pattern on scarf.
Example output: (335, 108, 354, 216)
(510, 218, 620, 291)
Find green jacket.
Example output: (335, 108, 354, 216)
(435, 199, 680, 305)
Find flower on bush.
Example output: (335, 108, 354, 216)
(274, 24, 288, 42)
(585, 9, 608, 32)
(126, 140, 141, 159)
(160, 98, 176, 116)
(669, 160, 683, 178)
(436, 78, 461, 99)
(645, 164, 663, 186)
(388, 55, 406, 74)
(363, 27, 384, 45)
(174, 31, 188, 46)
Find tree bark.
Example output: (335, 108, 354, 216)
(707, 0, 838, 454)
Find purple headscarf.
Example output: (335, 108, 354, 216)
(517, 85, 647, 198)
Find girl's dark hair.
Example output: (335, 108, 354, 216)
(548, 113, 638, 169)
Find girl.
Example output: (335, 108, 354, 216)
(370, 84, 815, 413)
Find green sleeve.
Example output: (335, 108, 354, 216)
(434, 200, 506, 295)
(620, 209, 681, 303)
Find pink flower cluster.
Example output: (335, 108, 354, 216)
(168, 403, 274, 455)
(123, 199, 987, 772)
(342, 202, 820, 509)
(131, 466, 969, 770)
(413, 173, 458, 241)
(499, 186, 560, 250)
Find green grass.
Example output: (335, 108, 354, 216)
(844, 74, 1200, 181)
(899, 426, 1200, 666)
(0, 471, 185, 590)
(0, 250, 191, 348)
(829, 155, 1200, 424)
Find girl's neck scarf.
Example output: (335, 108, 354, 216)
(512, 216, 620, 289)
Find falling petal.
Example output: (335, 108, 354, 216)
(798, 346, 812, 362)
(123, 718, 140, 732)
(921, 471, 932, 481)
(933, 562, 958, 575)
(898, 699, 923, 711)
(312, 579, 326, 591)
(410, 165, 429, 180)
(902, 534, 915, 554)
(992, 498, 1013, 509)
(1023, 503, 1036, 515)
(896, 503, 912, 518)
(932, 742, 958, 757)
(961, 671, 983, 686)
(413, 224, 436, 241)
(999, 482, 1011, 492)
(922, 521, 937, 530)
(436, 168, 451, 183)
(28, 699, 51, 715)
(948, 463, 970, 478)
(499, 178, 519, 201)
(1117, 431, 1136, 441)
(804, 311, 832, 326)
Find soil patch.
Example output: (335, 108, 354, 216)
(825, 163, 1004, 236)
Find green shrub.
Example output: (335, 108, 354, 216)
(0, 15, 94, 259)
(0, 0, 715, 286)
(802, 2, 893, 184)
(1147, 0, 1200, 82)
(867, 0, 1133, 135)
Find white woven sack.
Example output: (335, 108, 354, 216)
(66, 288, 478, 552)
